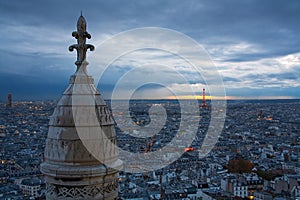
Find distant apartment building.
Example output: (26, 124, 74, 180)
(234, 185, 248, 198)
(240, 173, 263, 197)
(254, 191, 272, 200)
(263, 175, 300, 198)
(19, 178, 41, 198)
(221, 174, 248, 198)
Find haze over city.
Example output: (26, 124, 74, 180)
(0, 0, 300, 100)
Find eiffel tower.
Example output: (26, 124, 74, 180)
(200, 88, 209, 109)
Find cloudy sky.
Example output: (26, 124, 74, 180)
(0, 0, 300, 101)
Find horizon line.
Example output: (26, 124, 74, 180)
(1, 97, 300, 103)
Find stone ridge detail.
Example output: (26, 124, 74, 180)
(46, 179, 118, 199)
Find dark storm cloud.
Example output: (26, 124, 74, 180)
(267, 72, 299, 80)
(2, 0, 300, 46)
(0, 0, 300, 100)
(226, 86, 300, 98)
(243, 71, 300, 82)
(0, 72, 66, 100)
(222, 76, 241, 83)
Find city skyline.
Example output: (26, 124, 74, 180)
(1, 0, 300, 101)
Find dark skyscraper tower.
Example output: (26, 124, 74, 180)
(6, 93, 12, 108)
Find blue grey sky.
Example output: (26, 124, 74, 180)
(0, 0, 300, 100)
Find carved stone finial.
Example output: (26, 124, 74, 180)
(69, 14, 95, 72)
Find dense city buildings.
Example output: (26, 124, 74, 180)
(0, 101, 54, 199)
(0, 99, 299, 199)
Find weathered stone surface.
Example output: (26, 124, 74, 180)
(40, 14, 122, 200)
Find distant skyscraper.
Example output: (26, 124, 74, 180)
(40, 14, 122, 200)
(6, 93, 12, 108)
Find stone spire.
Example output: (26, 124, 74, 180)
(69, 13, 94, 72)
(40, 15, 122, 200)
